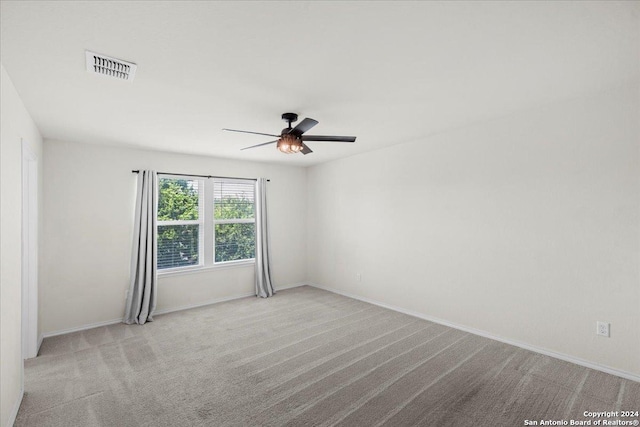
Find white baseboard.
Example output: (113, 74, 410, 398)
(154, 292, 255, 316)
(7, 385, 24, 427)
(155, 282, 307, 316)
(307, 282, 640, 383)
(275, 282, 307, 291)
(42, 317, 123, 339)
(41, 282, 308, 339)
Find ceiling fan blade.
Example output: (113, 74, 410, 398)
(301, 135, 356, 142)
(240, 140, 278, 151)
(223, 128, 280, 138)
(301, 143, 313, 155)
(288, 118, 318, 136)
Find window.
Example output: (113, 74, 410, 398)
(157, 176, 255, 272)
(157, 177, 203, 270)
(214, 180, 256, 263)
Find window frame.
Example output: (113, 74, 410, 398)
(212, 178, 257, 265)
(156, 174, 256, 276)
(156, 175, 205, 273)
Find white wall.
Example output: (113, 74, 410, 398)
(0, 65, 44, 427)
(42, 141, 306, 334)
(307, 82, 640, 376)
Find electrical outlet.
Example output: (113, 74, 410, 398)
(356, 273, 361, 282)
(124, 290, 129, 301)
(596, 321, 610, 337)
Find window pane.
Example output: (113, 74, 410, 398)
(158, 225, 199, 269)
(215, 223, 255, 262)
(158, 178, 200, 221)
(214, 181, 254, 220)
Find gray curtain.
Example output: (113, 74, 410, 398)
(124, 170, 158, 324)
(255, 178, 274, 298)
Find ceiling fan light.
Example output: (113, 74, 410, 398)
(277, 134, 302, 154)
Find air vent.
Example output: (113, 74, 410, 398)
(85, 51, 137, 81)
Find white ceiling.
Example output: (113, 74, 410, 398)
(1, 1, 638, 166)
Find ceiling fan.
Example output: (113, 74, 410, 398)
(223, 112, 356, 155)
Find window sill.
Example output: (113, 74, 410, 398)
(158, 259, 255, 278)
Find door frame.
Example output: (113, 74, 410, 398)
(21, 140, 38, 359)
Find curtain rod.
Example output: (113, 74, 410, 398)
(131, 170, 269, 182)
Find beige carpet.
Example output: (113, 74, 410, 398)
(15, 286, 639, 426)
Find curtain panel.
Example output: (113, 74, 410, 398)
(124, 170, 158, 324)
(255, 177, 274, 298)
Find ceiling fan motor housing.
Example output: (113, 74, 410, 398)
(282, 112, 298, 127)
